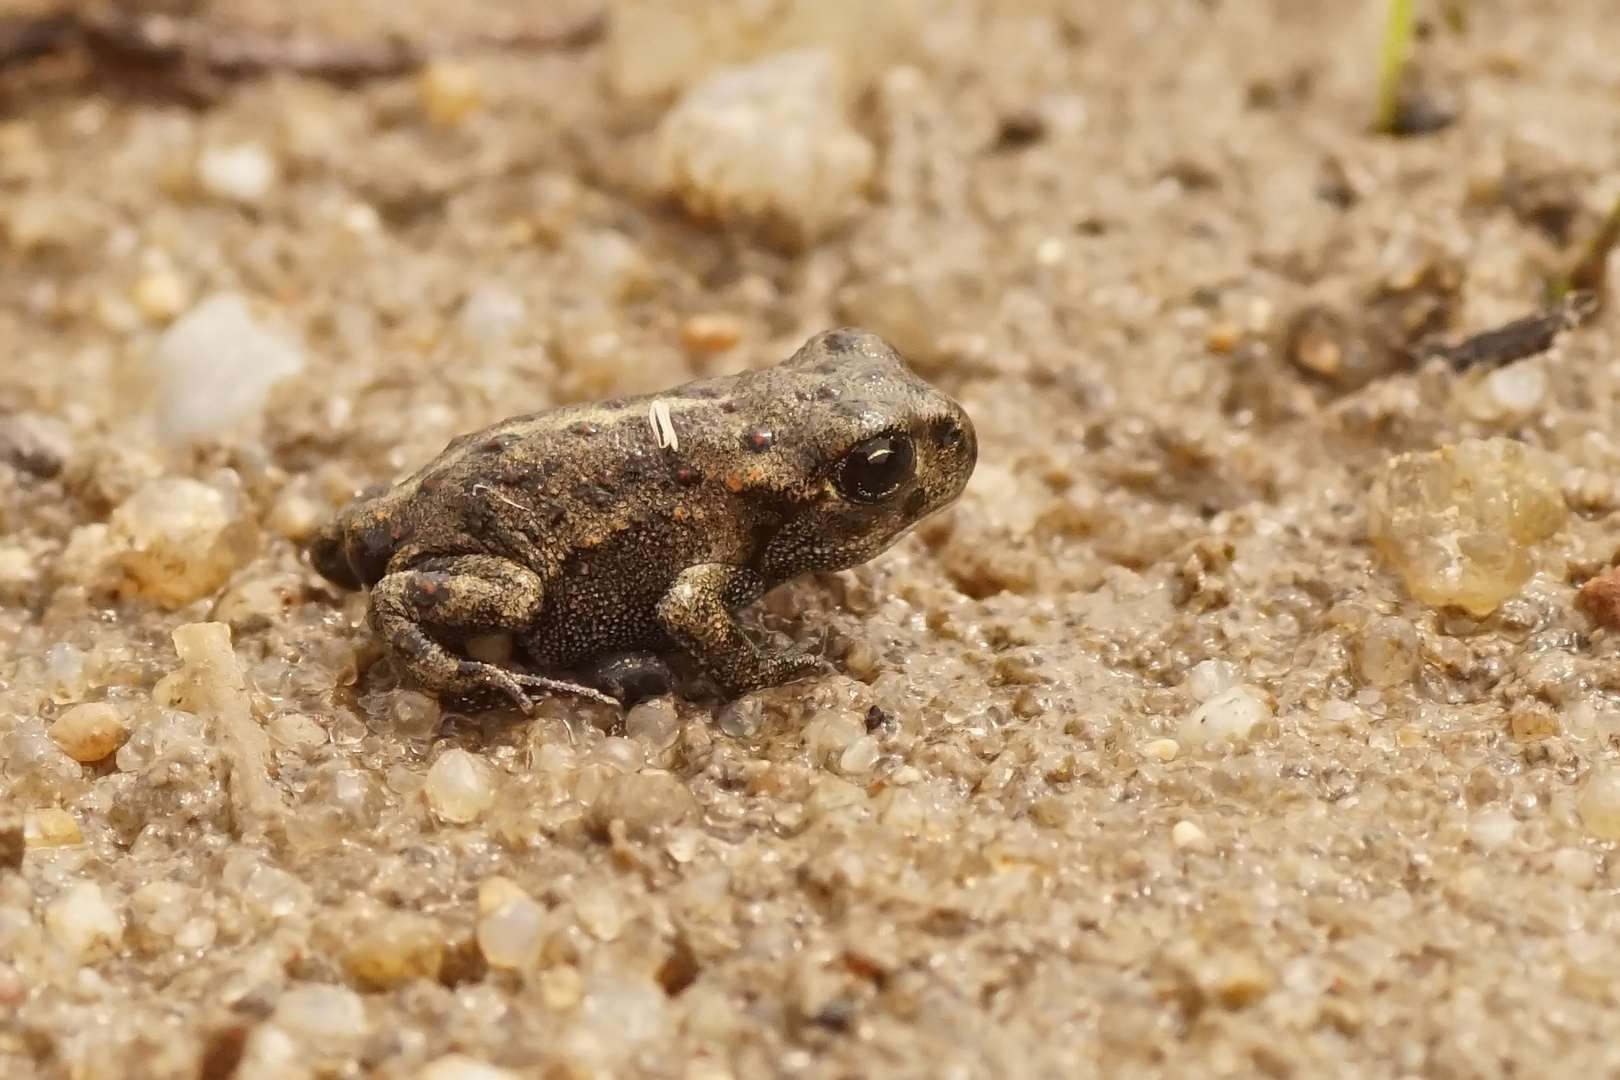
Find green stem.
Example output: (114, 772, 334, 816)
(1374, 0, 1415, 134)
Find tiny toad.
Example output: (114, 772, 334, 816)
(308, 328, 977, 710)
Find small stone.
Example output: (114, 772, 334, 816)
(656, 50, 875, 248)
(1170, 820, 1207, 849)
(151, 293, 306, 444)
(608, 0, 917, 100)
(587, 770, 696, 839)
(197, 143, 278, 204)
(424, 749, 498, 824)
(1184, 660, 1242, 702)
(79, 478, 252, 608)
(0, 545, 37, 587)
(477, 893, 547, 971)
(45, 881, 124, 961)
(132, 269, 191, 322)
(272, 984, 368, 1048)
(25, 808, 83, 848)
(624, 697, 681, 750)
(838, 735, 880, 774)
(575, 887, 628, 942)
(1576, 568, 1620, 629)
(458, 283, 528, 345)
(1578, 768, 1620, 840)
(680, 314, 744, 356)
(1552, 847, 1597, 888)
(568, 230, 657, 302)
(1455, 360, 1547, 423)
(540, 965, 586, 1011)
(1367, 438, 1567, 617)
(718, 695, 764, 738)
(1143, 738, 1180, 762)
(477, 877, 530, 916)
(43, 642, 88, 703)
(419, 60, 485, 125)
(1469, 809, 1518, 851)
(419, 1054, 520, 1080)
(1205, 322, 1243, 354)
(49, 703, 129, 763)
(343, 912, 445, 990)
(267, 712, 328, 751)
(1357, 616, 1418, 688)
(1178, 686, 1272, 749)
(1508, 700, 1559, 741)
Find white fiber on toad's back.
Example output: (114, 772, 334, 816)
(3, 2, 1620, 1078)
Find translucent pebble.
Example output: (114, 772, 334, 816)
(1367, 438, 1567, 617)
(1170, 820, 1208, 849)
(49, 702, 129, 763)
(424, 749, 498, 824)
(1469, 809, 1518, 851)
(568, 230, 657, 302)
(540, 965, 586, 1011)
(132, 269, 190, 322)
(838, 735, 880, 774)
(593, 736, 644, 773)
(609, 0, 916, 100)
(1577, 768, 1620, 840)
(718, 695, 764, 738)
(419, 1054, 520, 1080)
(418, 61, 485, 125)
(96, 477, 249, 607)
(45, 881, 124, 961)
(266, 712, 328, 752)
(655, 50, 875, 246)
(1456, 360, 1547, 422)
(151, 293, 306, 445)
(1485, 361, 1546, 415)
(1184, 659, 1242, 702)
(804, 709, 865, 760)
(587, 770, 695, 839)
(43, 642, 88, 703)
(1178, 686, 1272, 749)
(458, 283, 528, 345)
(1357, 616, 1418, 688)
(1552, 847, 1597, 887)
(477, 895, 547, 971)
(571, 973, 667, 1061)
(343, 913, 445, 990)
(1143, 738, 1180, 762)
(197, 143, 278, 204)
(373, 690, 441, 740)
(624, 697, 681, 749)
(239, 863, 313, 921)
(25, 808, 83, 848)
(272, 984, 368, 1047)
(575, 887, 628, 941)
(477, 877, 529, 916)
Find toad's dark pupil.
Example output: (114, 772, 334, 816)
(838, 435, 914, 503)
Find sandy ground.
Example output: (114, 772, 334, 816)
(4, 1, 1620, 1077)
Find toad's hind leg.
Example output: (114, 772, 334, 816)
(368, 554, 616, 711)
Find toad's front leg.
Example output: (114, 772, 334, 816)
(368, 554, 616, 711)
(655, 563, 823, 696)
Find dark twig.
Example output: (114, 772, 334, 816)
(1422, 291, 1597, 371)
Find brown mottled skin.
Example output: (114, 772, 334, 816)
(307, 328, 978, 711)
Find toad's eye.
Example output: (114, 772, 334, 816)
(835, 435, 915, 503)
